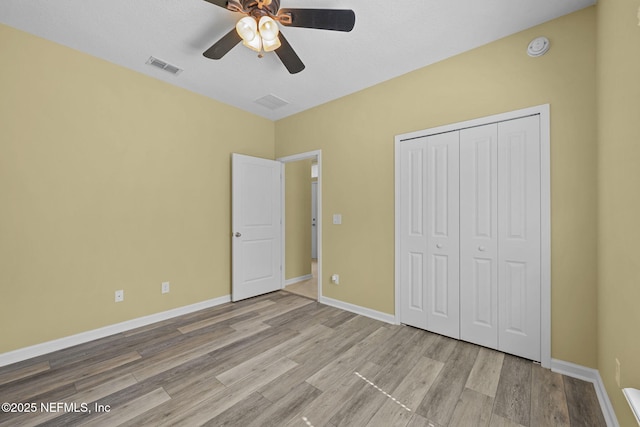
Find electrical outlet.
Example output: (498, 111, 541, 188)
(615, 358, 621, 387)
(162, 281, 170, 294)
(331, 274, 340, 284)
(115, 290, 124, 302)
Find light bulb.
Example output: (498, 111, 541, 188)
(262, 35, 281, 52)
(236, 16, 258, 42)
(258, 16, 279, 41)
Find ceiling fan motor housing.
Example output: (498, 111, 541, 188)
(244, 0, 280, 15)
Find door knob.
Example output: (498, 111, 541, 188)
(478, 246, 486, 251)
(436, 243, 443, 249)
(234, 232, 242, 237)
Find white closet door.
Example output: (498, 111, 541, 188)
(399, 132, 460, 338)
(399, 139, 429, 330)
(497, 115, 541, 361)
(424, 132, 460, 339)
(460, 124, 499, 348)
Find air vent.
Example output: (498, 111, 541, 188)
(146, 57, 183, 75)
(254, 94, 289, 110)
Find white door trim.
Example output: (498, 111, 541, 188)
(277, 150, 323, 301)
(394, 104, 551, 368)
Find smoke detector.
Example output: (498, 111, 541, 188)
(527, 37, 550, 57)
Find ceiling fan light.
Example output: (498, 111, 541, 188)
(242, 35, 262, 52)
(262, 35, 281, 52)
(258, 16, 279, 41)
(236, 16, 258, 42)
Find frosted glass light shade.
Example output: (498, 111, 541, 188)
(258, 16, 279, 41)
(236, 16, 258, 42)
(242, 35, 262, 52)
(262, 36, 281, 52)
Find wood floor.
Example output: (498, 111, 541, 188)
(0, 291, 606, 427)
(284, 260, 318, 300)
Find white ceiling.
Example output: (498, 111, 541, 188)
(0, 0, 595, 121)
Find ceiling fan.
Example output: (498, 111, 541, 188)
(202, 0, 355, 74)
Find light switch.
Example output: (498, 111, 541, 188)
(333, 214, 342, 225)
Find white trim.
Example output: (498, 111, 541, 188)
(280, 163, 287, 290)
(319, 296, 396, 324)
(394, 137, 403, 326)
(551, 359, 620, 427)
(285, 274, 313, 286)
(394, 104, 551, 367)
(396, 105, 548, 142)
(0, 295, 231, 367)
(623, 388, 640, 425)
(277, 150, 323, 302)
(539, 104, 552, 368)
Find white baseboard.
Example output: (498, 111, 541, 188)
(0, 295, 231, 367)
(285, 274, 313, 286)
(319, 296, 395, 324)
(551, 358, 620, 427)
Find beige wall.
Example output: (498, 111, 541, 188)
(0, 24, 274, 353)
(0, 6, 607, 380)
(284, 160, 312, 280)
(597, 0, 640, 424)
(276, 8, 598, 367)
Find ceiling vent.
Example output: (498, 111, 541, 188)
(254, 94, 289, 110)
(146, 56, 182, 75)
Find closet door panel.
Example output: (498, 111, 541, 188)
(425, 132, 460, 339)
(399, 140, 429, 330)
(460, 124, 499, 348)
(498, 115, 541, 361)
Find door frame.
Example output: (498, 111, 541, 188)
(311, 181, 318, 259)
(394, 104, 551, 368)
(277, 150, 323, 300)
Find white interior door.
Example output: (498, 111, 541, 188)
(460, 124, 499, 349)
(311, 181, 318, 259)
(497, 116, 541, 361)
(399, 132, 460, 338)
(232, 153, 283, 302)
(425, 132, 460, 339)
(399, 139, 429, 330)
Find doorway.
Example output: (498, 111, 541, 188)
(278, 150, 322, 301)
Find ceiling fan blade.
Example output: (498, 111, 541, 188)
(275, 32, 305, 74)
(203, 28, 242, 59)
(202, 0, 228, 9)
(278, 9, 355, 32)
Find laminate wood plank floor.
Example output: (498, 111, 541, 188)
(284, 260, 318, 300)
(0, 291, 606, 427)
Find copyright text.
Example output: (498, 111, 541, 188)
(1, 402, 111, 414)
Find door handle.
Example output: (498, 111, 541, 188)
(436, 243, 443, 249)
(234, 232, 242, 238)
(478, 246, 486, 251)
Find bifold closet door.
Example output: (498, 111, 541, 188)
(399, 132, 460, 339)
(497, 116, 541, 361)
(459, 124, 499, 349)
(399, 114, 542, 361)
(458, 116, 541, 360)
